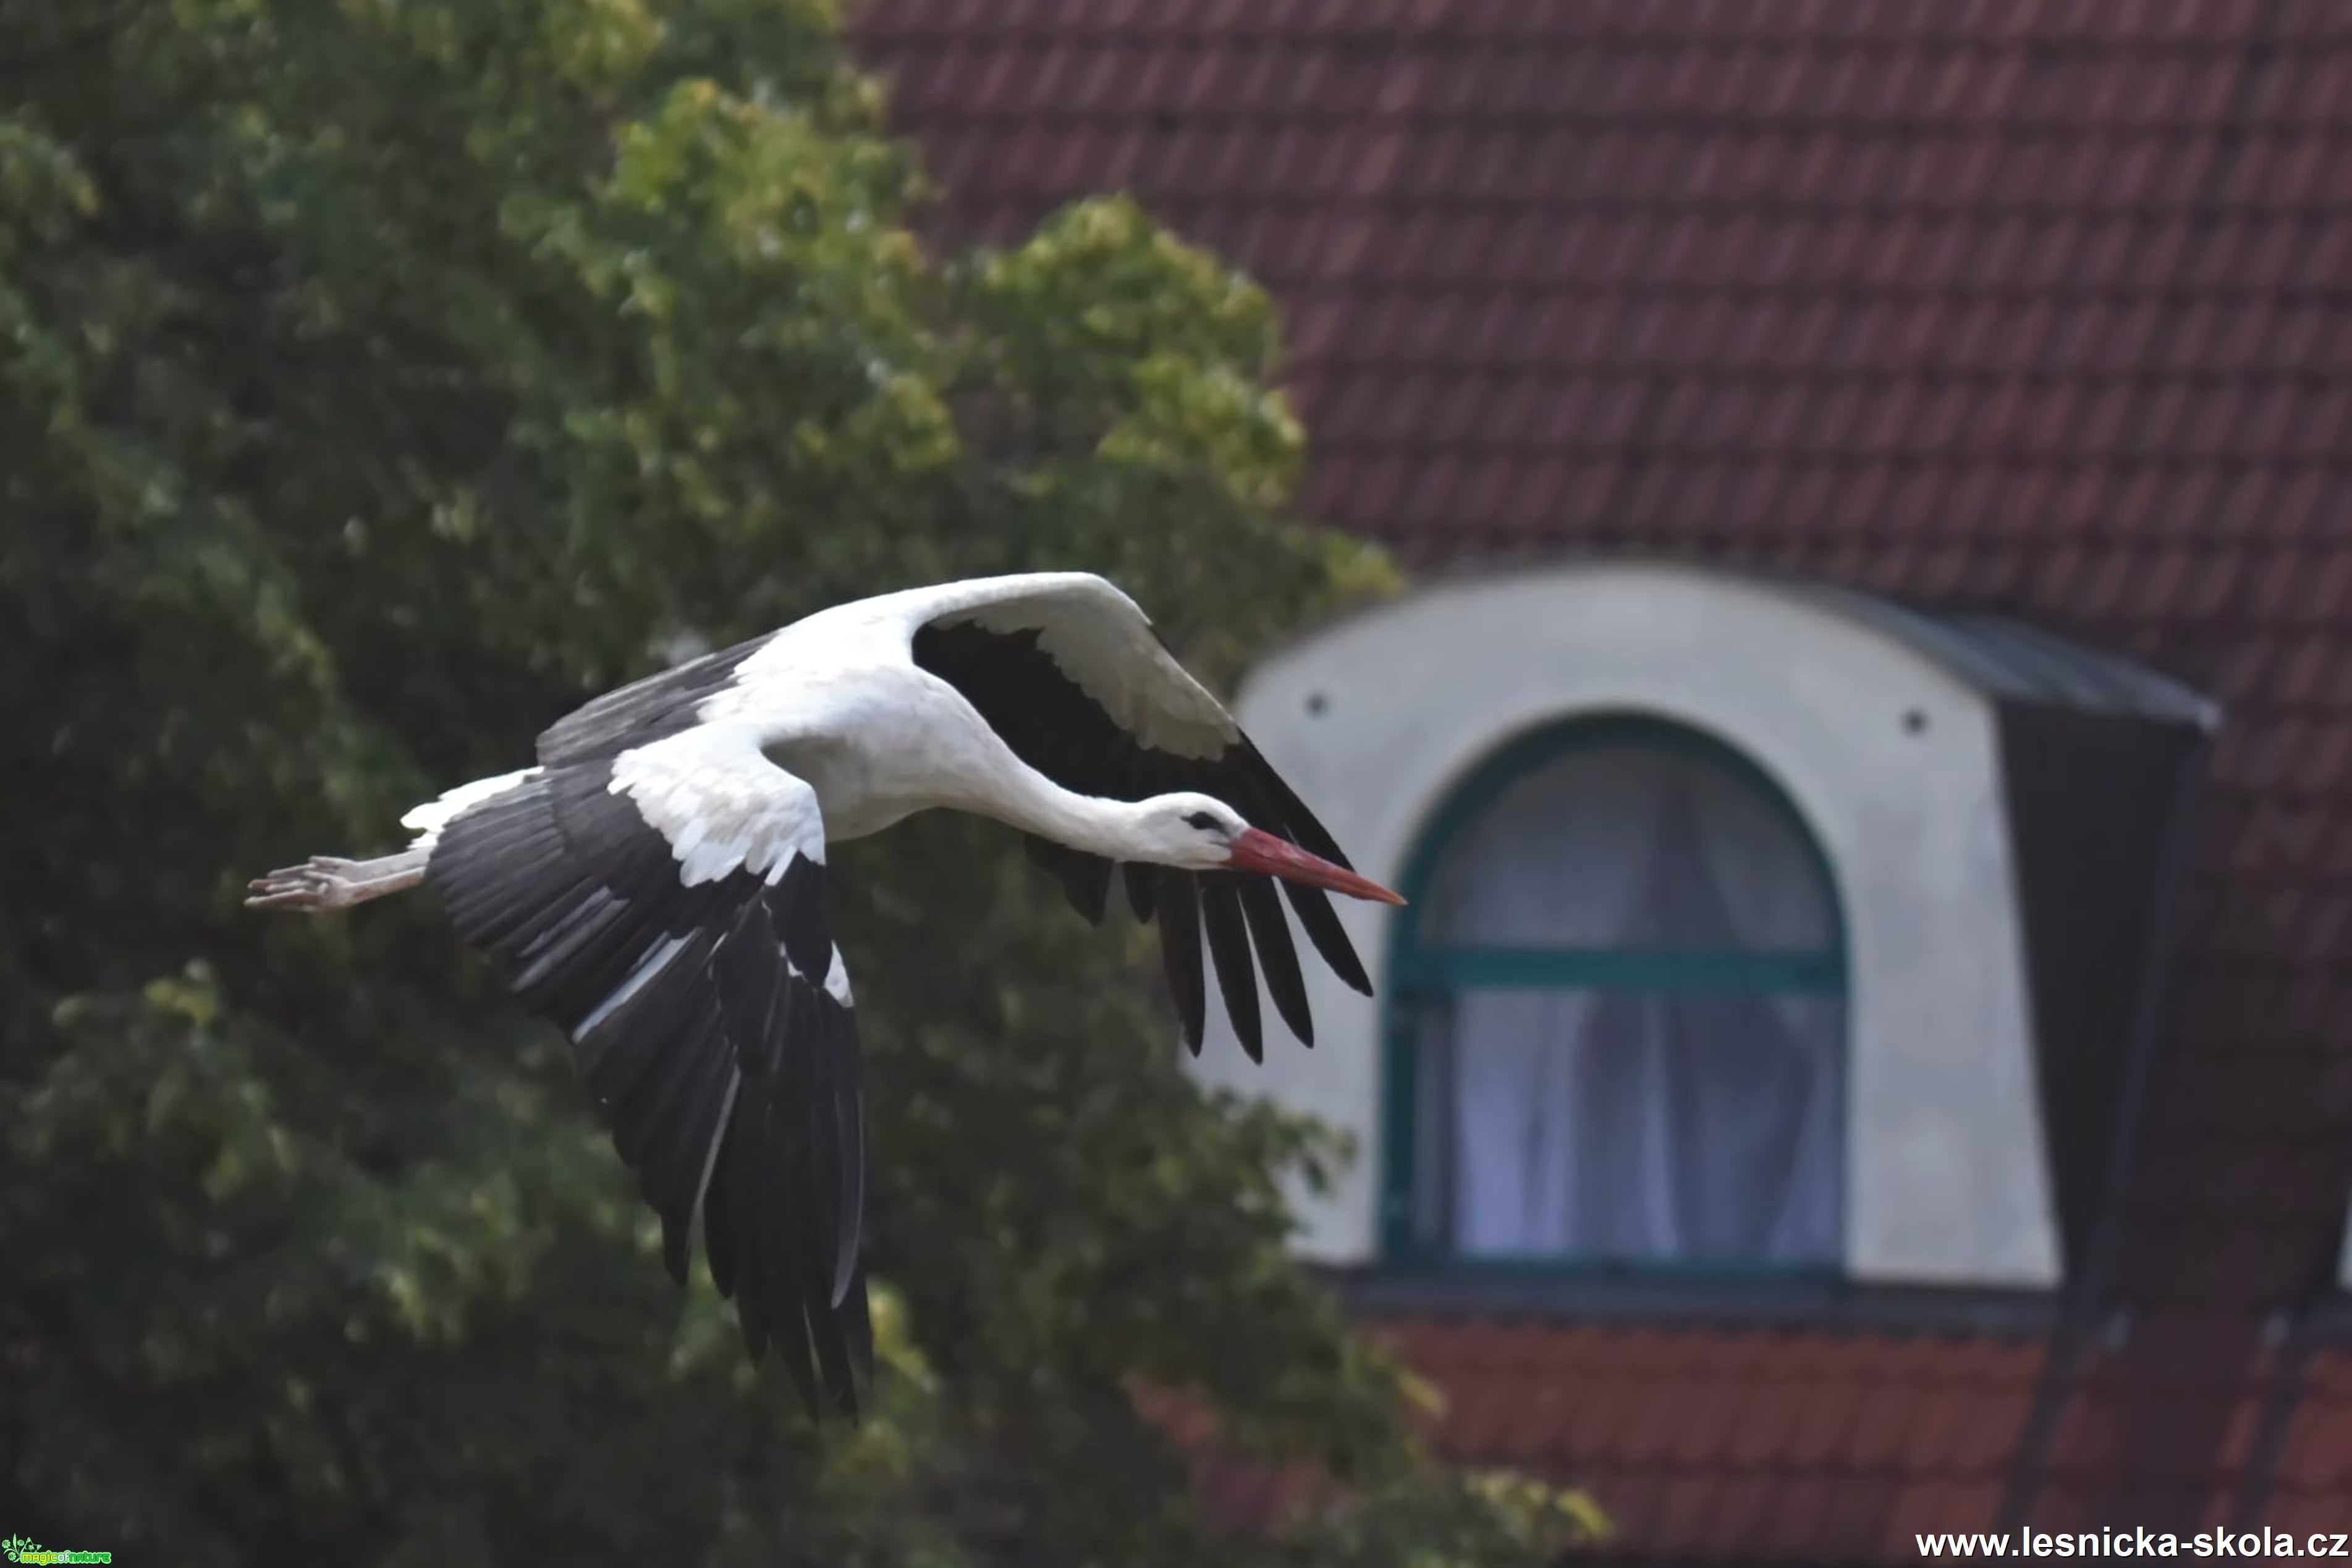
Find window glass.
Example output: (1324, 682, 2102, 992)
(1390, 721, 1846, 1268)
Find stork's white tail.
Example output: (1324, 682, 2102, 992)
(247, 767, 544, 913)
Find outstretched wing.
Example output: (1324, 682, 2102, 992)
(421, 725, 868, 1417)
(534, 631, 778, 769)
(907, 574, 1373, 1062)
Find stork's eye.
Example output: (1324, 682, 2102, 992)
(1183, 811, 1219, 831)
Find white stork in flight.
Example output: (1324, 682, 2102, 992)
(247, 573, 1399, 1418)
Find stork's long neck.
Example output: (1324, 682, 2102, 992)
(966, 753, 1143, 861)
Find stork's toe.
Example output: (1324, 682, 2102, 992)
(246, 888, 324, 911)
(245, 860, 341, 911)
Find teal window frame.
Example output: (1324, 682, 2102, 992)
(1379, 713, 1851, 1277)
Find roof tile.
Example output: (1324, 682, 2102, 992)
(1888, 1477, 2006, 1548)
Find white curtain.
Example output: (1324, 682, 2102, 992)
(1422, 739, 1844, 1264)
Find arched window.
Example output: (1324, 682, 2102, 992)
(1382, 715, 1848, 1270)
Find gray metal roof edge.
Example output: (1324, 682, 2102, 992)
(1779, 577, 2225, 733)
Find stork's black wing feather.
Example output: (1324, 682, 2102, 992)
(912, 613, 1373, 1054)
(535, 631, 776, 767)
(1235, 874, 1312, 1047)
(1152, 869, 1207, 1053)
(1122, 862, 1159, 925)
(425, 740, 867, 1419)
(1025, 833, 1115, 924)
(1198, 874, 1262, 1062)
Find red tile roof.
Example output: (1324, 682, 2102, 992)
(2273, 1348, 2352, 1534)
(1370, 1318, 2044, 1559)
(854, 0, 2352, 1553)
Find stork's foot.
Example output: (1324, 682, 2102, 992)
(245, 852, 424, 913)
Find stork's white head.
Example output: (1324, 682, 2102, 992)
(1125, 793, 1405, 904)
(1123, 793, 1253, 867)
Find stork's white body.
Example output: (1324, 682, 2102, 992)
(407, 573, 1222, 857)
(247, 572, 1389, 1418)
(718, 582, 1002, 838)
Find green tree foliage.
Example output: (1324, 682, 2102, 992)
(1, 1, 1601, 1563)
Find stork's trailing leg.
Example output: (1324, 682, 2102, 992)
(245, 849, 427, 913)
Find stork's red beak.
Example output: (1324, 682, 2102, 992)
(1226, 827, 1405, 905)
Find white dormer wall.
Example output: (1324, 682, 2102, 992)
(1186, 562, 2063, 1289)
